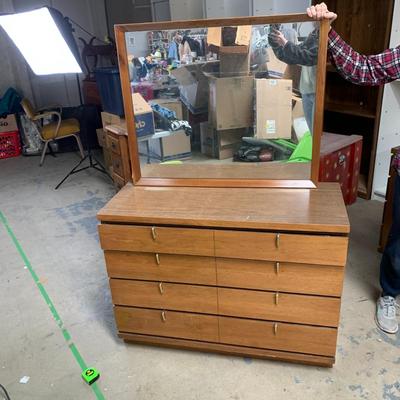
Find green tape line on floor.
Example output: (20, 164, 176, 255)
(0, 211, 106, 400)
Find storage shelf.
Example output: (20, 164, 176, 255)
(324, 102, 376, 119)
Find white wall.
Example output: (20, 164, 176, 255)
(205, 0, 250, 18)
(372, 0, 400, 200)
(126, 32, 149, 58)
(169, 0, 203, 20)
(253, 0, 310, 15)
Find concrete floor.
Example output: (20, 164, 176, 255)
(1, 152, 400, 400)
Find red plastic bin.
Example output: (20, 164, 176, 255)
(0, 130, 21, 159)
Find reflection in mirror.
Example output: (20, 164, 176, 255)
(122, 22, 319, 180)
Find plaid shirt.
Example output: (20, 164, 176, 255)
(328, 29, 400, 86)
(329, 29, 400, 174)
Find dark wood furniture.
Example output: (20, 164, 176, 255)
(314, 0, 395, 199)
(98, 183, 349, 367)
(378, 146, 399, 252)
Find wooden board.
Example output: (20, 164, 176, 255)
(97, 183, 350, 234)
(214, 231, 348, 266)
(110, 279, 218, 314)
(218, 288, 341, 327)
(98, 224, 214, 256)
(105, 251, 216, 285)
(219, 316, 337, 357)
(216, 259, 344, 297)
(119, 332, 335, 367)
(115, 307, 219, 342)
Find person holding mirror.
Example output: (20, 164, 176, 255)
(308, 2, 400, 335)
(268, 26, 318, 134)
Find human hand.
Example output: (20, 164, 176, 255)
(269, 29, 288, 47)
(307, 2, 337, 23)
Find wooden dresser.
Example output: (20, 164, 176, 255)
(105, 125, 131, 190)
(97, 183, 349, 367)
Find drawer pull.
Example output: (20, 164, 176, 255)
(275, 292, 279, 305)
(158, 282, 164, 294)
(275, 262, 280, 275)
(161, 311, 166, 322)
(274, 323, 278, 336)
(155, 253, 160, 265)
(151, 226, 157, 241)
(275, 233, 280, 249)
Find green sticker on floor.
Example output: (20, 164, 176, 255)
(0, 211, 106, 400)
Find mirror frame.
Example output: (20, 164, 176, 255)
(115, 14, 329, 189)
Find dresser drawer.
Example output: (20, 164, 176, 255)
(219, 317, 337, 356)
(99, 225, 214, 256)
(107, 134, 121, 155)
(218, 288, 340, 327)
(105, 251, 216, 285)
(110, 279, 218, 314)
(111, 154, 124, 178)
(215, 231, 348, 266)
(217, 259, 344, 297)
(115, 306, 219, 342)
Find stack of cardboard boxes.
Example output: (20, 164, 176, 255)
(201, 26, 254, 160)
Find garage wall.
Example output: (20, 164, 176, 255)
(372, 0, 400, 200)
(0, 0, 108, 108)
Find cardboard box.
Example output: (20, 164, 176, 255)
(149, 98, 183, 120)
(219, 51, 250, 77)
(200, 122, 245, 159)
(149, 130, 191, 161)
(209, 76, 254, 130)
(131, 93, 155, 137)
(96, 128, 106, 148)
(171, 62, 218, 114)
(0, 114, 17, 133)
(101, 111, 126, 130)
(266, 48, 288, 79)
(255, 79, 292, 139)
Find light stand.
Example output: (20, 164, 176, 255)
(55, 73, 110, 190)
(0, 7, 112, 189)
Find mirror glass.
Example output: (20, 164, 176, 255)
(123, 21, 318, 180)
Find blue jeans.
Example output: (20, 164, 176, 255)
(302, 93, 315, 135)
(380, 174, 400, 297)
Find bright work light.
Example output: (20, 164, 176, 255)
(0, 7, 82, 75)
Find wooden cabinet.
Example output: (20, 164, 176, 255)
(98, 183, 349, 367)
(314, 0, 395, 199)
(104, 126, 131, 190)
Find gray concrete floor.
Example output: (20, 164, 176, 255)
(0, 152, 400, 400)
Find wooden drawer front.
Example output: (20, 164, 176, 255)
(218, 288, 340, 327)
(115, 306, 219, 342)
(107, 134, 121, 155)
(110, 279, 218, 314)
(217, 259, 344, 297)
(105, 251, 216, 285)
(219, 317, 337, 356)
(111, 154, 124, 178)
(112, 172, 125, 190)
(99, 225, 214, 256)
(215, 231, 348, 266)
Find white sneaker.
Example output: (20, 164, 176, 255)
(375, 296, 398, 334)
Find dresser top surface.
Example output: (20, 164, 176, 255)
(97, 183, 350, 234)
